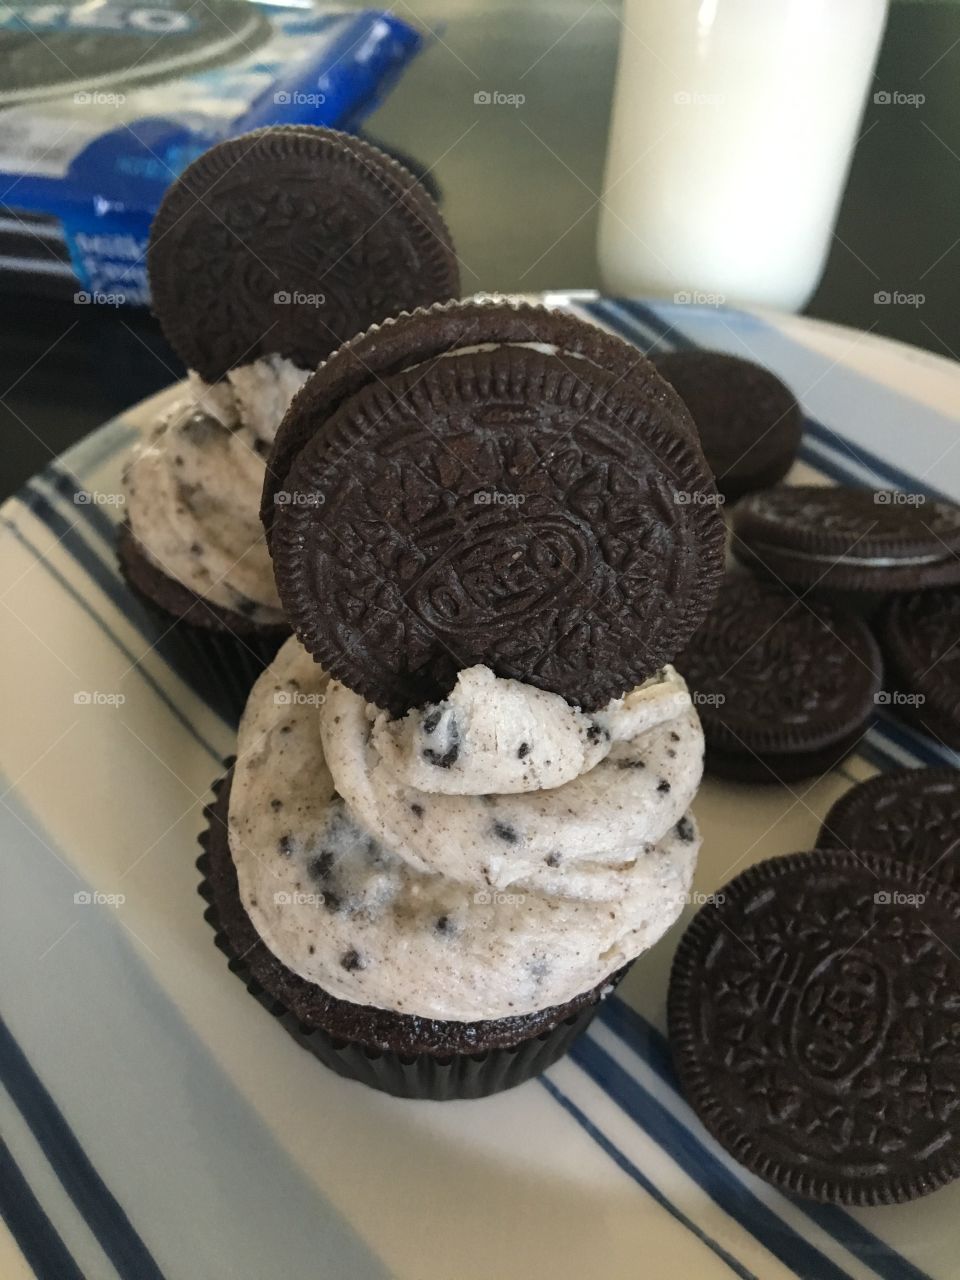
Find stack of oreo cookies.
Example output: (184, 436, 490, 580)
(659, 356, 960, 773)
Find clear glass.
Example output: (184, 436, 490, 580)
(598, 0, 889, 312)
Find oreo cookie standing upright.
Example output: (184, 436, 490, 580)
(653, 351, 802, 501)
(264, 299, 727, 717)
(676, 575, 882, 781)
(120, 127, 461, 721)
(148, 126, 461, 381)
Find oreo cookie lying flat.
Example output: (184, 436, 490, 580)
(652, 351, 801, 501)
(819, 767, 960, 888)
(733, 485, 960, 591)
(669, 850, 960, 1205)
(266, 300, 726, 716)
(879, 587, 960, 749)
(676, 576, 882, 781)
(148, 127, 460, 383)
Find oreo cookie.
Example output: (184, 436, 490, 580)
(818, 767, 960, 888)
(652, 351, 801, 501)
(148, 127, 460, 383)
(733, 485, 960, 591)
(669, 850, 960, 1205)
(676, 576, 882, 782)
(266, 300, 726, 716)
(879, 587, 960, 749)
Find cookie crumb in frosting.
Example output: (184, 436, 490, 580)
(675, 816, 696, 843)
(492, 821, 519, 844)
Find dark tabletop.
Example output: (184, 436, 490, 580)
(1, 0, 955, 498)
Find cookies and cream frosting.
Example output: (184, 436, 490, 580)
(228, 636, 703, 1022)
(124, 356, 308, 624)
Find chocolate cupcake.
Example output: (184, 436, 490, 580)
(119, 126, 460, 719)
(199, 300, 725, 1098)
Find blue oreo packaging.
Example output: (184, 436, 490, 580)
(0, 2, 423, 304)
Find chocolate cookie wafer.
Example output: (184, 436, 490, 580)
(879, 586, 960, 749)
(818, 767, 960, 888)
(653, 351, 801, 501)
(669, 850, 960, 1205)
(265, 300, 726, 716)
(148, 126, 460, 383)
(676, 576, 882, 781)
(733, 485, 960, 592)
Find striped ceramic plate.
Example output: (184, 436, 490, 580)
(2, 296, 958, 1280)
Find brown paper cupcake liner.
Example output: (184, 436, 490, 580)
(117, 526, 287, 723)
(198, 765, 628, 1100)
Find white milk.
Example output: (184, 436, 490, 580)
(598, 0, 888, 311)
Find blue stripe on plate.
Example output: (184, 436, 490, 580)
(0, 1016, 165, 1280)
(44, 464, 122, 546)
(597, 1001, 935, 1280)
(540, 1078, 759, 1280)
(0, 1138, 87, 1280)
(613, 299, 953, 504)
(570, 1037, 857, 1280)
(1, 514, 222, 765)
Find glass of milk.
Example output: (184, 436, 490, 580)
(597, 0, 889, 312)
